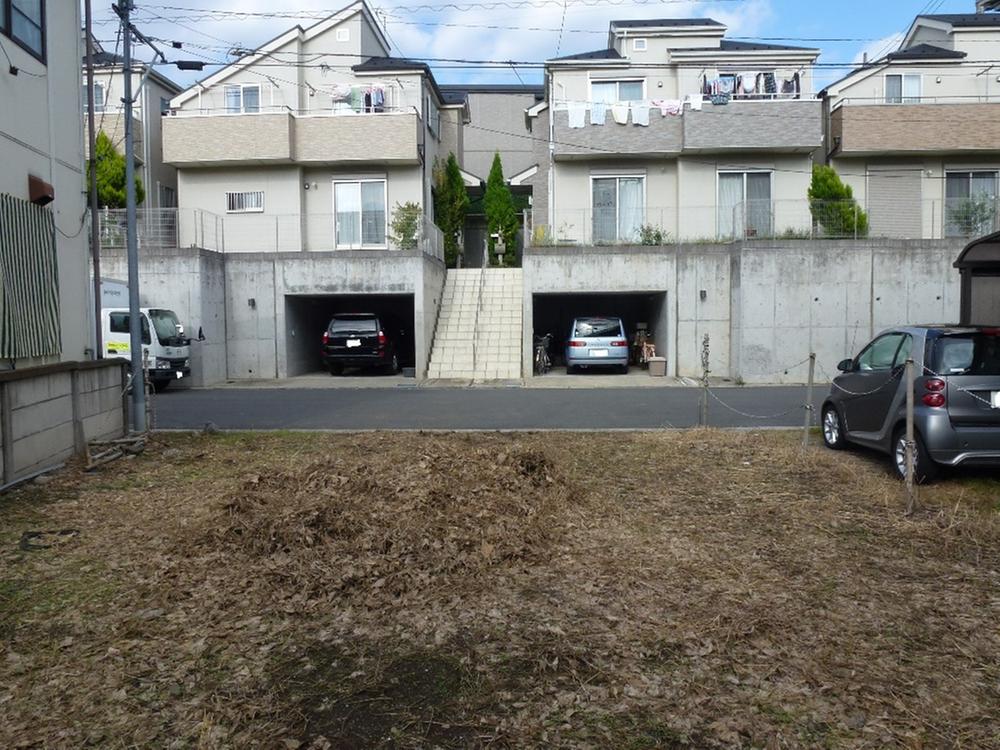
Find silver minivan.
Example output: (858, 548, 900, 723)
(821, 325, 1000, 481)
(565, 317, 629, 374)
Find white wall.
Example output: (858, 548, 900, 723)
(0, 1, 90, 365)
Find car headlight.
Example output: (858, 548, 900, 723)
(155, 358, 172, 369)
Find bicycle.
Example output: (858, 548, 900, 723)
(534, 333, 553, 375)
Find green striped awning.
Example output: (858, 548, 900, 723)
(0, 194, 61, 360)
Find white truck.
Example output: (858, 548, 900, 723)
(101, 279, 191, 392)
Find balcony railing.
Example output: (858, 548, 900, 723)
(527, 198, 997, 246)
(162, 105, 423, 166)
(93, 208, 445, 260)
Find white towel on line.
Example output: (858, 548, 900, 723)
(631, 102, 650, 126)
(590, 102, 607, 125)
(567, 101, 587, 128)
(611, 102, 629, 125)
(685, 94, 704, 112)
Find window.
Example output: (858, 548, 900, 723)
(108, 312, 151, 345)
(945, 171, 999, 237)
(160, 96, 170, 115)
(885, 74, 921, 104)
(336, 28, 350, 42)
(426, 95, 440, 138)
(224, 84, 260, 114)
(718, 171, 772, 239)
(2, 0, 44, 61)
(226, 191, 264, 213)
(82, 81, 105, 113)
(591, 175, 644, 244)
(632, 38, 647, 52)
(333, 179, 386, 248)
(933, 333, 1000, 376)
(857, 333, 907, 372)
(590, 79, 644, 104)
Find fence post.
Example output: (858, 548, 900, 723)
(699, 334, 710, 427)
(802, 352, 816, 448)
(1, 381, 13, 485)
(853, 202, 858, 241)
(904, 358, 919, 515)
(199, 209, 205, 249)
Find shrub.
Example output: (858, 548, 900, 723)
(808, 165, 868, 238)
(389, 202, 422, 250)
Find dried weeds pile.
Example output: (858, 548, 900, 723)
(208, 446, 569, 601)
(1, 431, 998, 749)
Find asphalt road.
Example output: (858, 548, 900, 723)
(154, 386, 826, 431)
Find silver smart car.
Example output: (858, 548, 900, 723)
(565, 317, 629, 374)
(821, 325, 1000, 481)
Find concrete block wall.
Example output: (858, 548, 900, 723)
(0, 361, 126, 486)
(525, 239, 967, 383)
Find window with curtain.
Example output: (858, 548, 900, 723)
(224, 84, 261, 113)
(718, 172, 772, 239)
(591, 176, 644, 244)
(334, 180, 387, 249)
(590, 80, 644, 104)
(945, 171, 999, 237)
(885, 74, 921, 104)
(82, 82, 105, 113)
(4, 0, 44, 61)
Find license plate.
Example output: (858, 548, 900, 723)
(992, 391, 1000, 409)
(347, 339, 361, 348)
(175, 371, 184, 379)
(590, 349, 609, 358)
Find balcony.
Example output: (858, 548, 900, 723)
(683, 99, 822, 153)
(551, 107, 683, 160)
(162, 107, 423, 168)
(95, 208, 445, 259)
(831, 101, 1000, 156)
(84, 109, 143, 164)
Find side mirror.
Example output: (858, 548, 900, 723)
(198, 326, 206, 342)
(837, 358, 854, 373)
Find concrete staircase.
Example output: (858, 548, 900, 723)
(473, 268, 523, 381)
(427, 268, 523, 381)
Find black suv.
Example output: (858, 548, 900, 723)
(821, 325, 1000, 481)
(321, 314, 401, 375)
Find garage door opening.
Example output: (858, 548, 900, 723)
(532, 292, 668, 373)
(285, 294, 416, 377)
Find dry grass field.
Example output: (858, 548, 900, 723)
(1, 430, 998, 748)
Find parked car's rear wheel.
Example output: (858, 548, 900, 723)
(892, 428, 938, 484)
(619, 364, 629, 375)
(821, 405, 846, 449)
(327, 363, 343, 376)
(152, 380, 171, 393)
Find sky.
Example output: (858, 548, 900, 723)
(86, 0, 985, 92)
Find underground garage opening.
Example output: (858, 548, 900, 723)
(285, 294, 416, 377)
(531, 292, 669, 375)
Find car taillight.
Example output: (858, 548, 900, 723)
(568, 340, 587, 347)
(611, 340, 628, 347)
(378, 331, 386, 346)
(922, 378, 946, 408)
(322, 331, 330, 345)
(925, 378, 946, 392)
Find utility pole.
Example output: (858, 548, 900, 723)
(119, 0, 146, 433)
(84, 0, 102, 358)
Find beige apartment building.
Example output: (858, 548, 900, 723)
(162, 0, 467, 254)
(531, 18, 822, 246)
(83, 34, 183, 210)
(824, 10, 1000, 239)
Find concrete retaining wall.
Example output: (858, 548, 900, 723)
(525, 239, 966, 383)
(0, 361, 127, 486)
(105, 247, 446, 383)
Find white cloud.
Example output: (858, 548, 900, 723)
(89, 0, 775, 87)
